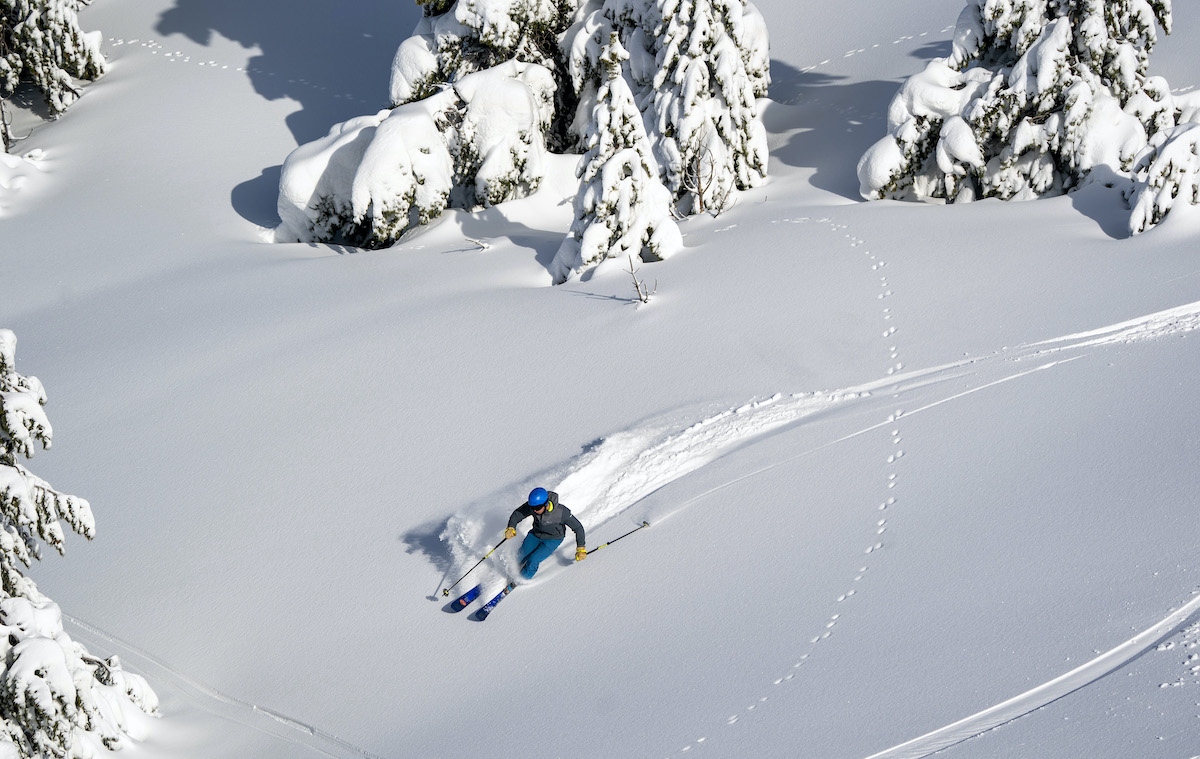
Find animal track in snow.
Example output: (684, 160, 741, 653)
(631, 250, 1200, 759)
(104, 37, 372, 106)
(108, 38, 242, 71)
(790, 24, 952, 79)
(669, 217, 917, 758)
(706, 301, 1200, 759)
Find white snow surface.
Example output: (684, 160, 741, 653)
(5, 1, 1200, 758)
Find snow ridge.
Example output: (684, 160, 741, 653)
(0, 151, 47, 215)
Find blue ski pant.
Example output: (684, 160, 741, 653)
(517, 533, 563, 580)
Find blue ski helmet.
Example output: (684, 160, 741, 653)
(528, 487, 549, 506)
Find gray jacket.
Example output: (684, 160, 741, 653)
(507, 490, 586, 548)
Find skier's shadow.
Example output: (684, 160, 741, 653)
(400, 518, 454, 601)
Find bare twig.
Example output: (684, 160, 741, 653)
(681, 127, 736, 217)
(682, 143, 713, 215)
(626, 254, 656, 304)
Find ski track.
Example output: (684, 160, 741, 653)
(861, 592, 1200, 759)
(651, 211, 1200, 755)
(94, 24, 1200, 759)
(431, 212, 1200, 759)
(62, 614, 387, 759)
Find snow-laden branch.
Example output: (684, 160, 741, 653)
(0, 330, 158, 757)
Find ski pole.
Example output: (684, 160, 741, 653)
(585, 521, 649, 555)
(442, 537, 508, 596)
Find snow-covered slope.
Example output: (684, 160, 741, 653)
(5, 0, 1200, 757)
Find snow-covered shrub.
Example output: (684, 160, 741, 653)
(1129, 121, 1200, 234)
(391, 0, 577, 148)
(0, 329, 158, 758)
(277, 61, 554, 248)
(453, 60, 555, 207)
(1, 0, 106, 148)
(276, 111, 388, 247)
(551, 34, 681, 282)
(858, 0, 1174, 203)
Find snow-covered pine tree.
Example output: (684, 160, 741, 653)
(641, 0, 770, 212)
(858, 0, 1174, 203)
(551, 32, 681, 282)
(0, 329, 158, 758)
(564, 0, 770, 213)
(1, 0, 106, 143)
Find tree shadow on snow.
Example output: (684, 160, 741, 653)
(156, 0, 419, 231)
(765, 40, 951, 200)
(155, 0, 416, 144)
(767, 59, 904, 200)
(231, 165, 282, 228)
(2, 81, 59, 144)
(1069, 166, 1135, 239)
(910, 40, 953, 62)
(454, 206, 565, 273)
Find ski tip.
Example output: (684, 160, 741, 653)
(445, 584, 483, 613)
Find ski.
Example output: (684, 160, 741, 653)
(474, 582, 516, 621)
(448, 583, 482, 612)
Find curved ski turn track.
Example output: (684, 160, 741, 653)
(437, 292, 1200, 758)
(444, 295, 1200, 559)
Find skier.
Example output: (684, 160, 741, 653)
(504, 487, 587, 580)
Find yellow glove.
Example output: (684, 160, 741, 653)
(504, 527, 516, 540)
(575, 547, 588, 562)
